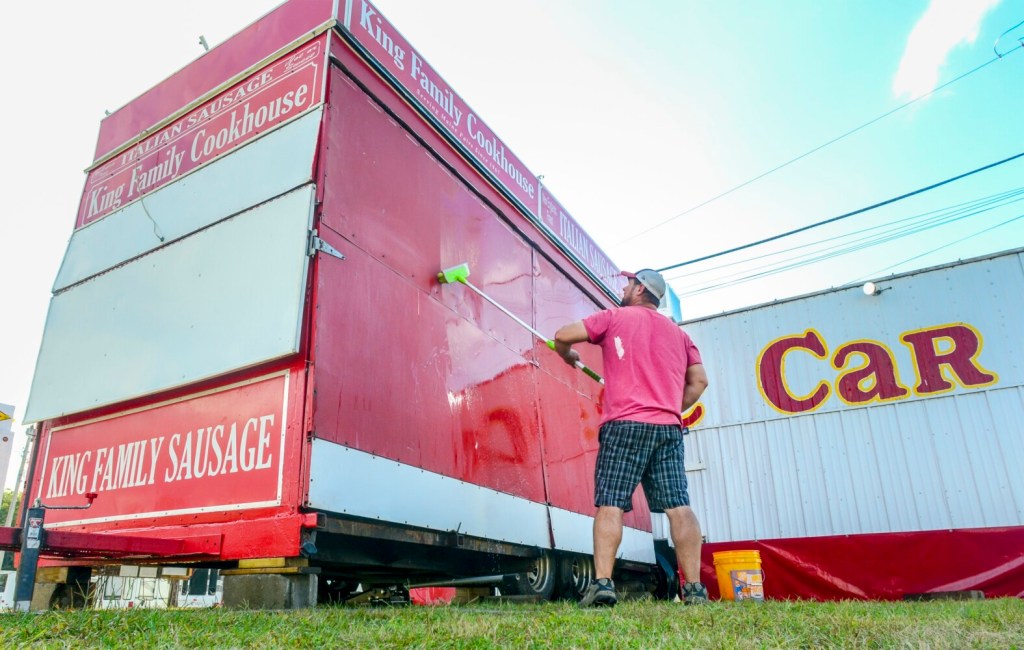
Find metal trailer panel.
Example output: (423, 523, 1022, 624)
(680, 250, 1024, 543)
(306, 49, 656, 558)
(310, 241, 548, 503)
(23, 1, 670, 575)
(308, 440, 552, 549)
(25, 186, 315, 423)
(56, 109, 322, 291)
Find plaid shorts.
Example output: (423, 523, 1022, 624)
(594, 420, 689, 513)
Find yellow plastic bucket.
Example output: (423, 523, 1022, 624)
(713, 550, 765, 601)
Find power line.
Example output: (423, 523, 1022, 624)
(655, 150, 1024, 274)
(620, 40, 1023, 246)
(670, 186, 1024, 279)
(676, 198, 1024, 295)
(674, 195, 1024, 295)
(850, 214, 1024, 283)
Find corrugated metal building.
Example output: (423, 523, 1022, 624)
(678, 247, 1024, 599)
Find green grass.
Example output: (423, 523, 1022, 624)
(1, 598, 1022, 649)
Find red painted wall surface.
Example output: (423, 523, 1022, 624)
(310, 46, 652, 528)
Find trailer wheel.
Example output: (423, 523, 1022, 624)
(502, 552, 556, 600)
(556, 554, 595, 601)
(317, 577, 358, 605)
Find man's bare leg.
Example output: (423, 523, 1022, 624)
(593, 506, 623, 579)
(664, 505, 702, 583)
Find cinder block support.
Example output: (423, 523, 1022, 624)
(28, 566, 92, 611)
(29, 584, 60, 612)
(222, 573, 319, 610)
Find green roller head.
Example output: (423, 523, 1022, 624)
(437, 263, 471, 284)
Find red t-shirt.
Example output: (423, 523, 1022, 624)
(583, 306, 703, 425)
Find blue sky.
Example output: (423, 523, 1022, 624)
(2, 0, 1022, 486)
(371, 0, 1022, 316)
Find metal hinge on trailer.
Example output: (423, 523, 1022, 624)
(309, 229, 345, 260)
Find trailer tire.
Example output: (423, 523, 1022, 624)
(502, 552, 556, 600)
(556, 554, 595, 601)
(317, 577, 358, 605)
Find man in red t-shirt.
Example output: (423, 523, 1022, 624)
(555, 268, 709, 607)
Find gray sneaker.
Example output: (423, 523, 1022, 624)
(682, 581, 709, 605)
(579, 578, 618, 607)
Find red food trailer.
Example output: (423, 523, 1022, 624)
(12, 0, 675, 607)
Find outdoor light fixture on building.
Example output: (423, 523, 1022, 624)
(862, 281, 890, 296)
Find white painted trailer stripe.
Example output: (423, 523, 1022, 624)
(308, 439, 655, 563)
(549, 505, 655, 564)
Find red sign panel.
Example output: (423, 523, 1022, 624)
(77, 36, 327, 228)
(345, 1, 622, 292)
(345, 2, 540, 212)
(540, 187, 621, 289)
(36, 374, 289, 527)
(94, 0, 335, 160)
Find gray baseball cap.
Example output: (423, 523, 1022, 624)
(621, 269, 666, 304)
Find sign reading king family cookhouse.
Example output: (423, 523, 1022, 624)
(345, 0, 620, 290)
(77, 38, 326, 228)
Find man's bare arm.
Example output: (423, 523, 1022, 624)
(682, 364, 709, 411)
(554, 321, 589, 366)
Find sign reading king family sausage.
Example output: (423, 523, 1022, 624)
(77, 37, 326, 228)
(36, 374, 289, 526)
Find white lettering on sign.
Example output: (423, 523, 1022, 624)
(78, 38, 324, 227)
(128, 147, 184, 198)
(353, 0, 538, 201)
(540, 189, 619, 283)
(349, 1, 622, 292)
(359, 1, 407, 71)
(187, 86, 310, 163)
(410, 53, 464, 127)
(465, 113, 534, 198)
(45, 450, 92, 498)
(43, 414, 277, 499)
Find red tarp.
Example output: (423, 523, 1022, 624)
(700, 526, 1024, 600)
(409, 587, 456, 606)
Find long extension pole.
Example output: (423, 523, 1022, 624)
(438, 264, 603, 384)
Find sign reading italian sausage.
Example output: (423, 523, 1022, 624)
(77, 37, 326, 227)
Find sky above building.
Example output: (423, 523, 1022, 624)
(2, 0, 1022, 486)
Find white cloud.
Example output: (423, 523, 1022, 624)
(893, 0, 1001, 98)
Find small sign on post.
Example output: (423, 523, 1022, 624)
(14, 506, 44, 612)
